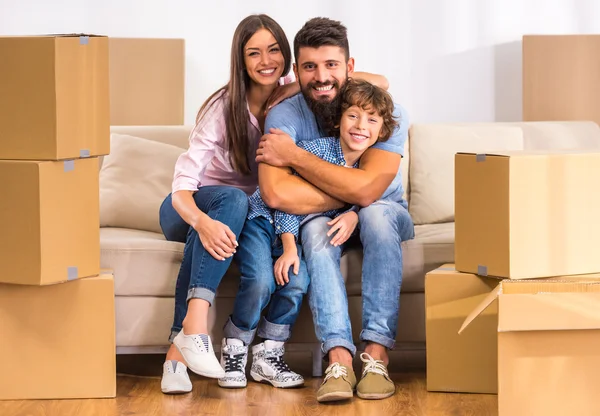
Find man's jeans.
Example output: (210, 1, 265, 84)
(223, 216, 310, 345)
(301, 199, 415, 357)
(159, 186, 249, 343)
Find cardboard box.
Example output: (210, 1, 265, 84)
(460, 275, 600, 416)
(455, 149, 600, 279)
(0, 34, 110, 160)
(0, 158, 100, 285)
(0, 272, 116, 400)
(523, 35, 600, 126)
(109, 38, 185, 125)
(425, 265, 500, 394)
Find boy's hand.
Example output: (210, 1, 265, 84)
(274, 247, 299, 286)
(327, 211, 359, 247)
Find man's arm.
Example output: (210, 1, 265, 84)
(259, 163, 345, 215)
(258, 103, 345, 215)
(352, 71, 389, 90)
(285, 147, 400, 207)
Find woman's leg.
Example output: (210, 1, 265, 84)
(160, 186, 248, 377)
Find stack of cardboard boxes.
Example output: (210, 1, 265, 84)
(0, 34, 116, 400)
(425, 150, 600, 415)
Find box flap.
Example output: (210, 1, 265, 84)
(458, 282, 503, 334)
(499, 292, 600, 331)
(457, 149, 600, 158)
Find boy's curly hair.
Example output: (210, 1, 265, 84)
(338, 78, 398, 142)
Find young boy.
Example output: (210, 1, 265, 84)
(219, 78, 399, 389)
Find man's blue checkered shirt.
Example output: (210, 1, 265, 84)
(247, 137, 358, 238)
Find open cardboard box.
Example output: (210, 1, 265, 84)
(459, 275, 600, 416)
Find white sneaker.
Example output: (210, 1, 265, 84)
(161, 360, 193, 394)
(172, 331, 225, 378)
(250, 340, 304, 388)
(218, 338, 248, 388)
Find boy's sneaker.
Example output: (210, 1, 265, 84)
(316, 362, 356, 402)
(161, 360, 192, 394)
(250, 340, 304, 388)
(172, 331, 225, 378)
(356, 352, 395, 399)
(218, 338, 248, 388)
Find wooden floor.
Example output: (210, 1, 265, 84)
(0, 355, 497, 416)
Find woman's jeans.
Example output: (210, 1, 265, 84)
(159, 186, 249, 342)
(222, 216, 311, 345)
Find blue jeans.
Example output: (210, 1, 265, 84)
(301, 199, 415, 357)
(223, 216, 310, 345)
(159, 186, 249, 342)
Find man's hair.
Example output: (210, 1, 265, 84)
(294, 17, 349, 62)
(339, 79, 398, 142)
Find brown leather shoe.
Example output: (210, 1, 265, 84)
(316, 362, 357, 402)
(356, 353, 395, 400)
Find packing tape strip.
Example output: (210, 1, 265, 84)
(477, 265, 488, 276)
(476, 154, 486, 162)
(64, 160, 74, 172)
(67, 267, 78, 281)
(80, 149, 90, 158)
(79, 36, 89, 45)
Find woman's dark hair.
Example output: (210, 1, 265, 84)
(195, 14, 291, 175)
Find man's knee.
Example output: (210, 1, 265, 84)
(359, 200, 414, 241)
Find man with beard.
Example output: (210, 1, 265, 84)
(255, 17, 414, 402)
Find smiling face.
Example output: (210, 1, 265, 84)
(338, 105, 383, 155)
(294, 45, 354, 104)
(243, 28, 285, 87)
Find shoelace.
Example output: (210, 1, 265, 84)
(359, 352, 389, 378)
(266, 355, 291, 374)
(223, 353, 245, 373)
(323, 362, 348, 382)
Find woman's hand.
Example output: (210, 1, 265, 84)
(195, 216, 238, 261)
(264, 82, 301, 115)
(327, 211, 359, 247)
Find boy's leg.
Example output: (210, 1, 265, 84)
(251, 243, 310, 388)
(220, 217, 277, 388)
(223, 217, 277, 343)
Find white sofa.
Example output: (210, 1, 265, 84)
(100, 120, 600, 376)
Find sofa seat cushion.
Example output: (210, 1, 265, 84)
(103, 222, 455, 298)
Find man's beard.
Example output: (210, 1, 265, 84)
(300, 79, 344, 136)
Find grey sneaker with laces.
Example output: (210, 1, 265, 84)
(218, 338, 248, 388)
(250, 340, 304, 388)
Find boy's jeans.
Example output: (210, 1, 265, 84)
(301, 200, 415, 356)
(223, 216, 311, 345)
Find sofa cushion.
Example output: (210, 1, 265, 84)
(408, 124, 524, 225)
(100, 133, 185, 234)
(103, 222, 454, 298)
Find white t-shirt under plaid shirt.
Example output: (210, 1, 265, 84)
(247, 136, 358, 238)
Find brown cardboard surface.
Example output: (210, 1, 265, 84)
(0, 34, 109, 160)
(460, 275, 600, 415)
(455, 150, 600, 279)
(0, 272, 116, 400)
(425, 265, 500, 394)
(523, 35, 600, 126)
(109, 38, 185, 125)
(499, 330, 600, 416)
(0, 158, 100, 285)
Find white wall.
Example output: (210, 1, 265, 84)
(2, 0, 600, 125)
